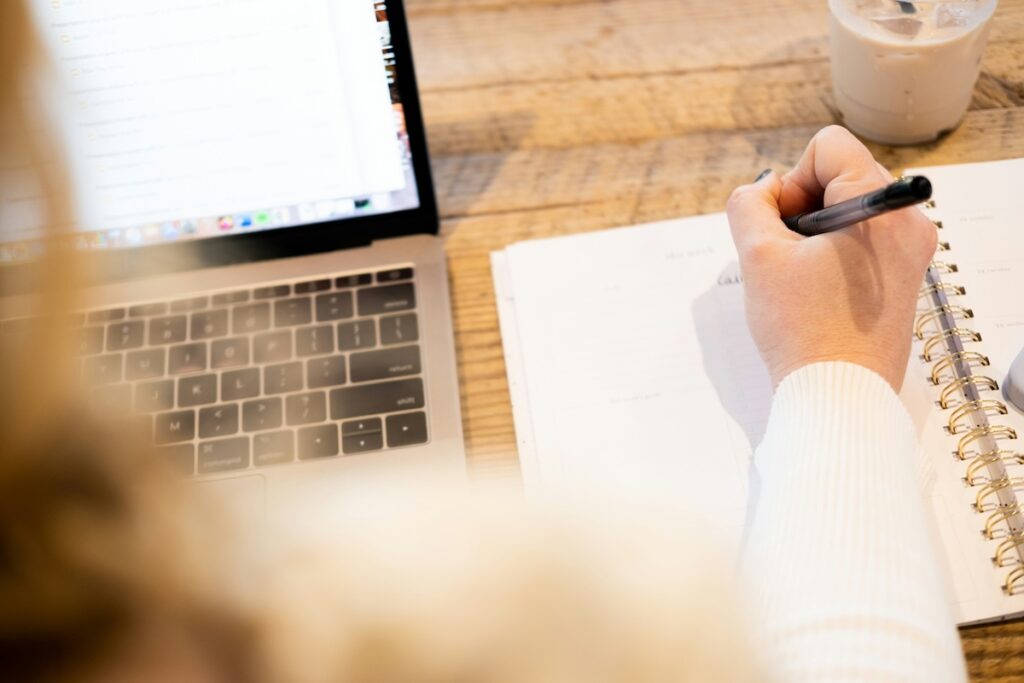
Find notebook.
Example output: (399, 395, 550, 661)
(491, 157, 1024, 626)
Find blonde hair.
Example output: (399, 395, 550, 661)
(0, 5, 254, 681)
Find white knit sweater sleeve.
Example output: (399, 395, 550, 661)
(744, 361, 967, 683)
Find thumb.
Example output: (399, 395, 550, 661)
(726, 171, 796, 258)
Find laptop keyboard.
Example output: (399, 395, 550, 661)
(73, 266, 428, 475)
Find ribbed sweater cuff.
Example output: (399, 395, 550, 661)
(746, 361, 966, 683)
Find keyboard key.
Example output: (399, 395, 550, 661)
(386, 412, 429, 448)
(307, 356, 346, 389)
(77, 326, 105, 355)
(168, 343, 207, 375)
(296, 326, 334, 357)
(337, 320, 376, 351)
(357, 283, 415, 316)
(106, 321, 145, 351)
(84, 353, 123, 385)
(343, 430, 383, 455)
(88, 308, 126, 323)
(295, 279, 331, 294)
(199, 404, 240, 439)
(329, 378, 424, 420)
(135, 379, 174, 413)
(212, 291, 249, 306)
(341, 418, 384, 455)
(297, 424, 338, 460)
(254, 285, 290, 300)
(342, 418, 383, 436)
(170, 296, 208, 313)
(264, 362, 303, 395)
(150, 315, 188, 345)
(379, 314, 419, 346)
(179, 374, 217, 407)
(254, 431, 295, 467)
(350, 345, 421, 383)
(232, 303, 271, 334)
(198, 437, 250, 474)
(155, 410, 195, 444)
(211, 337, 249, 369)
(253, 331, 292, 363)
(125, 348, 166, 380)
(314, 291, 354, 322)
(157, 444, 194, 476)
(94, 384, 133, 413)
(243, 398, 283, 432)
(274, 297, 312, 327)
(191, 309, 229, 340)
(129, 303, 167, 318)
(377, 267, 413, 283)
(222, 368, 260, 401)
(286, 392, 327, 426)
(335, 273, 372, 289)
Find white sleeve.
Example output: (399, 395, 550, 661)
(744, 361, 967, 683)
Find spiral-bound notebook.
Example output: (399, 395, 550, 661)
(492, 157, 1024, 625)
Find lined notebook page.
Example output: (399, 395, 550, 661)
(904, 158, 1024, 625)
(492, 214, 771, 547)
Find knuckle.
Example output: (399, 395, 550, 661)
(741, 237, 775, 265)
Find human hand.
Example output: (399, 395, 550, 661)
(725, 125, 938, 392)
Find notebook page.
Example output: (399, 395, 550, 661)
(498, 214, 772, 546)
(905, 158, 1024, 624)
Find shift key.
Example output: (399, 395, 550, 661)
(357, 283, 415, 316)
(330, 378, 424, 420)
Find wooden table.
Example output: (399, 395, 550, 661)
(406, 0, 1024, 678)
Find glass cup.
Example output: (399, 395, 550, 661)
(829, 0, 998, 145)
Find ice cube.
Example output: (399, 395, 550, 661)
(870, 16, 924, 37)
(935, 3, 972, 28)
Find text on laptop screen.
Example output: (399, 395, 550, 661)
(1, 0, 417, 259)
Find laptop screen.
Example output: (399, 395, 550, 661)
(1, 0, 419, 262)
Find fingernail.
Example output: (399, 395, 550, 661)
(754, 168, 772, 182)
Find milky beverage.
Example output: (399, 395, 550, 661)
(830, 0, 997, 145)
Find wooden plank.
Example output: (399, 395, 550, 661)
(421, 42, 1024, 156)
(432, 107, 1024, 224)
(408, 0, 1024, 91)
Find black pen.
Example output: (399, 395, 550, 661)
(782, 176, 933, 237)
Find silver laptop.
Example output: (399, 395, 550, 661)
(1, 0, 466, 509)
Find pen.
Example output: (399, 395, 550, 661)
(782, 175, 933, 237)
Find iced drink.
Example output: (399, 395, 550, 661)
(829, 0, 997, 145)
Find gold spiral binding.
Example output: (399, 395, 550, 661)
(939, 375, 999, 410)
(985, 504, 1023, 540)
(922, 328, 982, 362)
(930, 351, 990, 385)
(1007, 566, 1024, 595)
(915, 305, 974, 339)
(932, 219, 943, 229)
(949, 399, 1009, 434)
(937, 241, 951, 252)
(975, 478, 1024, 512)
(930, 261, 958, 273)
(966, 451, 1024, 487)
(919, 282, 965, 299)
(994, 534, 1024, 567)
(924, 198, 936, 209)
(957, 425, 1018, 460)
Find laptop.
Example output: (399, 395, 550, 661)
(0, 0, 466, 510)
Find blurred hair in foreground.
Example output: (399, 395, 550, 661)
(0, 2, 755, 681)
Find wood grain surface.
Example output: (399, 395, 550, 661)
(405, 0, 1024, 678)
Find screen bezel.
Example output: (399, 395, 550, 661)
(3, 0, 437, 288)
